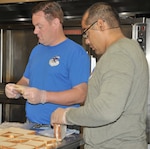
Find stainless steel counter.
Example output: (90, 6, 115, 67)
(57, 134, 84, 149)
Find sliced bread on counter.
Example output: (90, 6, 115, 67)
(53, 124, 66, 141)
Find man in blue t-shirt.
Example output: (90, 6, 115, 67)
(5, 1, 90, 125)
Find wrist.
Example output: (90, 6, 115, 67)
(41, 90, 47, 104)
(15, 93, 21, 99)
(63, 108, 70, 124)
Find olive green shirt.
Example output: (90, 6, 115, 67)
(66, 38, 149, 149)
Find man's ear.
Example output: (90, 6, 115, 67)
(52, 18, 60, 26)
(97, 19, 105, 31)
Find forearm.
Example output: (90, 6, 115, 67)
(17, 76, 29, 86)
(45, 83, 87, 105)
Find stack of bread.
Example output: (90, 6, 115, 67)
(0, 127, 57, 149)
(53, 124, 66, 142)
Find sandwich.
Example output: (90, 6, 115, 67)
(53, 124, 66, 141)
(13, 84, 27, 95)
(0, 141, 15, 149)
(11, 143, 35, 149)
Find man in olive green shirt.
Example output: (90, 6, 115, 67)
(51, 2, 149, 149)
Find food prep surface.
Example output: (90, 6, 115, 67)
(0, 122, 84, 149)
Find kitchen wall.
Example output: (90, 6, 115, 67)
(0, 28, 38, 123)
(2, 29, 37, 83)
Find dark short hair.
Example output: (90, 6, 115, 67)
(85, 2, 120, 28)
(32, 1, 64, 24)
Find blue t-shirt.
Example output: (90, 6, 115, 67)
(24, 38, 90, 124)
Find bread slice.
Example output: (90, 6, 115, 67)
(0, 136, 10, 142)
(0, 129, 11, 135)
(0, 141, 15, 149)
(33, 135, 57, 145)
(11, 143, 35, 149)
(7, 137, 28, 143)
(19, 134, 38, 140)
(53, 124, 66, 141)
(5, 127, 36, 135)
(15, 134, 57, 149)
(13, 84, 27, 95)
(46, 143, 57, 149)
(0, 127, 36, 140)
(1, 132, 23, 138)
(23, 140, 45, 148)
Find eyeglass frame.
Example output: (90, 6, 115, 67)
(82, 21, 98, 39)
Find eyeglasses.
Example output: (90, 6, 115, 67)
(82, 21, 97, 39)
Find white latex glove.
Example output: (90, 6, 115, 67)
(22, 87, 46, 104)
(5, 83, 21, 99)
(51, 108, 70, 126)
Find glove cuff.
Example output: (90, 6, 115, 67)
(15, 93, 21, 99)
(41, 90, 47, 104)
(62, 108, 70, 124)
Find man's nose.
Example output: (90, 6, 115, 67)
(85, 38, 90, 45)
(33, 28, 38, 35)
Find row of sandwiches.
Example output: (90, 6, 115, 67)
(0, 124, 66, 149)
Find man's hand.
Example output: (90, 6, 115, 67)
(5, 83, 21, 99)
(22, 87, 46, 104)
(51, 108, 69, 126)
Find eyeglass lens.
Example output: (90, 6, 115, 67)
(82, 21, 97, 39)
